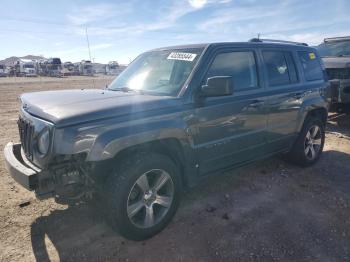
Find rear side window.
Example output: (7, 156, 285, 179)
(206, 51, 258, 91)
(262, 51, 298, 86)
(298, 51, 323, 81)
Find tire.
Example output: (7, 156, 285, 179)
(103, 153, 182, 241)
(287, 117, 325, 167)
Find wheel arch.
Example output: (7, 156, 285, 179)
(297, 105, 328, 132)
(109, 138, 192, 188)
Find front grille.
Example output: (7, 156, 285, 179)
(17, 117, 35, 160)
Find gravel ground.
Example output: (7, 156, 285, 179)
(0, 76, 350, 262)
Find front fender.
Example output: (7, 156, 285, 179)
(53, 115, 191, 162)
(87, 121, 189, 161)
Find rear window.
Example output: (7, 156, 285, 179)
(262, 51, 298, 86)
(298, 51, 323, 81)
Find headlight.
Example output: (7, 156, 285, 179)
(38, 128, 50, 155)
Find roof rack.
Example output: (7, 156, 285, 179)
(324, 36, 350, 43)
(249, 38, 308, 46)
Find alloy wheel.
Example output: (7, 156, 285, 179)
(304, 125, 322, 160)
(127, 169, 174, 228)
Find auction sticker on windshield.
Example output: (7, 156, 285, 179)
(167, 52, 197, 61)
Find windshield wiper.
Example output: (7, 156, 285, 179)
(112, 86, 144, 94)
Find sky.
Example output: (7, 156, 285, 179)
(0, 0, 349, 64)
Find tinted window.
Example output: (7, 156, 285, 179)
(298, 51, 323, 81)
(206, 51, 258, 91)
(284, 52, 298, 83)
(263, 51, 294, 86)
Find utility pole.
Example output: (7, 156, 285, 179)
(85, 26, 92, 62)
(85, 26, 95, 89)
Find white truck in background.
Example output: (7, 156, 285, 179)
(14, 59, 37, 77)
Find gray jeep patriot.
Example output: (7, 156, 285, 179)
(317, 36, 350, 112)
(4, 39, 329, 240)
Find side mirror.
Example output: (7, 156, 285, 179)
(201, 76, 233, 97)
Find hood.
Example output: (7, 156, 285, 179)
(322, 57, 350, 69)
(20, 89, 179, 127)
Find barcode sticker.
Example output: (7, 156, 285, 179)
(167, 52, 197, 61)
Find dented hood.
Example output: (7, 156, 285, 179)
(20, 89, 178, 127)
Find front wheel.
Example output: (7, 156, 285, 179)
(287, 117, 325, 166)
(104, 153, 182, 240)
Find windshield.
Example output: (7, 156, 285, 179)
(108, 48, 203, 96)
(24, 64, 34, 68)
(317, 41, 350, 57)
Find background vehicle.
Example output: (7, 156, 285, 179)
(4, 40, 328, 240)
(14, 59, 37, 77)
(316, 36, 350, 113)
(105, 61, 120, 75)
(45, 58, 62, 77)
(79, 60, 94, 76)
(0, 64, 7, 77)
(61, 62, 75, 76)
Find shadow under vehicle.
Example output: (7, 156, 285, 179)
(316, 36, 350, 113)
(4, 39, 329, 240)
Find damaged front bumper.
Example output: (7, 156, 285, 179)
(4, 142, 40, 191)
(4, 142, 93, 200)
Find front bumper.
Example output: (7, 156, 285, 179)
(3, 142, 40, 190)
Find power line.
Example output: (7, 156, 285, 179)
(0, 16, 75, 27)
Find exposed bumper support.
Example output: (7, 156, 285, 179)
(3, 142, 40, 190)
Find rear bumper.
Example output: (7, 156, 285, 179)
(3, 142, 40, 190)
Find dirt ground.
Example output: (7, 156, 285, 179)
(0, 75, 350, 262)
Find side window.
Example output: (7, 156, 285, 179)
(298, 51, 323, 81)
(206, 51, 258, 91)
(263, 51, 297, 86)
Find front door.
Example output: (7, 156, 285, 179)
(190, 49, 268, 175)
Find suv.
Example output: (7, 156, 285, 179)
(316, 36, 350, 112)
(4, 39, 328, 240)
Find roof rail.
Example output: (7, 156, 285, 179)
(324, 36, 350, 43)
(249, 38, 308, 46)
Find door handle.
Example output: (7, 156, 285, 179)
(249, 100, 264, 108)
(291, 92, 304, 99)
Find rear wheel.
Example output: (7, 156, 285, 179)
(287, 117, 325, 166)
(104, 153, 182, 240)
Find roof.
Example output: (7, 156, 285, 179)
(150, 41, 313, 52)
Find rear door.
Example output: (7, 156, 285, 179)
(191, 48, 268, 175)
(261, 49, 303, 152)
